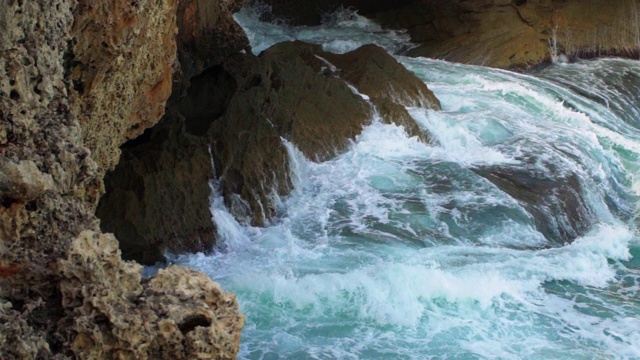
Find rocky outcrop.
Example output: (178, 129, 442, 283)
(322, 44, 440, 143)
(374, 0, 640, 68)
(97, 41, 441, 262)
(174, 0, 250, 94)
(57, 231, 243, 359)
(0, 0, 244, 358)
(70, 0, 179, 178)
(261, 0, 640, 69)
(213, 42, 439, 226)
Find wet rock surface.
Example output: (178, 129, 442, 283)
(99, 40, 440, 255)
(262, 0, 640, 69)
(473, 162, 595, 244)
(210, 42, 440, 225)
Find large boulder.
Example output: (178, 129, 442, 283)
(98, 41, 441, 261)
(208, 42, 440, 226)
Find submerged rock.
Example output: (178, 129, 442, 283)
(473, 162, 595, 244)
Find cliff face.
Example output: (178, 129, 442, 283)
(261, 0, 640, 69)
(0, 0, 243, 358)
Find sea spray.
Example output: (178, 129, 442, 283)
(173, 6, 640, 359)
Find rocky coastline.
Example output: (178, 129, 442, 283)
(1, 0, 638, 358)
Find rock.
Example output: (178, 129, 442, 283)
(322, 43, 440, 143)
(0, 160, 54, 203)
(175, 0, 249, 94)
(70, 0, 179, 178)
(360, 0, 640, 68)
(211, 41, 374, 225)
(211, 41, 441, 226)
(473, 162, 595, 244)
(96, 107, 216, 265)
(550, 0, 640, 59)
(57, 231, 244, 359)
(96, 5, 249, 264)
(97, 41, 442, 253)
(1, 0, 244, 357)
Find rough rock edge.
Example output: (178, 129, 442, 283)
(0, 0, 244, 358)
(58, 231, 243, 360)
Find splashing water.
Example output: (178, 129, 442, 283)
(172, 6, 640, 359)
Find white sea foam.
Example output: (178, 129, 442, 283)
(173, 13, 640, 359)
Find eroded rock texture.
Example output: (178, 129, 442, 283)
(58, 231, 243, 359)
(0, 0, 244, 358)
(70, 0, 179, 178)
(97, 0, 251, 264)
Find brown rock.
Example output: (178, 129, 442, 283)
(175, 0, 249, 92)
(367, 0, 640, 69)
(70, 0, 179, 178)
(211, 41, 373, 225)
(96, 107, 217, 265)
(58, 231, 244, 359)
(211, 41, 441, 225)
(1, 0, 245, 358)
(322, 43, 440, 143)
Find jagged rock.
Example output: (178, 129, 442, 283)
(98, 41, 442, 255)
(211, 41, 441, 226)
(97, 0, 250, 264)
(70, 0, 179, 178)
(1, 0, 244, 357)
(210, 41, 373, 225)
(322, 43, 440, 143)
(57, 231, 244, 359)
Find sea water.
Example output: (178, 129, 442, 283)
(172, 7, 640, 359)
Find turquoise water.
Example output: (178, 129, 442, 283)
(173, 8, 640, 360)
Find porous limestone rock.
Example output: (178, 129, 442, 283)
(58, 231, 244, 359)
(70, 0, 179, 178)
(1, 0, 244, 358)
